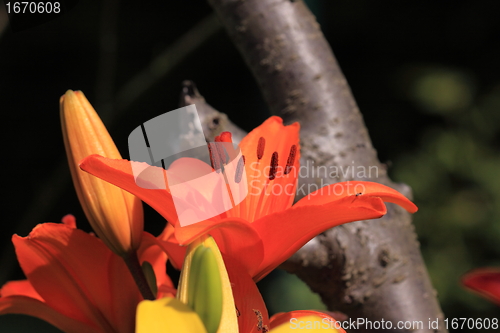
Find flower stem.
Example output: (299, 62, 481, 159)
(123, 251, 156, 300)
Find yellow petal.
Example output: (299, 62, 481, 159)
(136, 297, 207, 333)
(273, 315, 343, 332)
(60, 90, 143, 255)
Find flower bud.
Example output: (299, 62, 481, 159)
(60, 90, 143, 256)
(177, 236, 238, 333)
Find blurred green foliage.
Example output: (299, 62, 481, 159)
(260, 269, 327, 315)
(392, 67, 500, 319)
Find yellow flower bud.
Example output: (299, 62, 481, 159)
(60, 90, 143, 256)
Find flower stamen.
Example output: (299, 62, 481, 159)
(285, 145, 297, 175)
(235, 155, 245, 184)
(268, 152, 279, 181)
(208, 143, 222, 173)
(257, 137, 265, 160)
(251, 151, 279, 220)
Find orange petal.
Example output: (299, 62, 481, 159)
(0, 280, 42, 301)
(61, 214, 77, 228)
(105, 253, 143, 333)
(80, 155, 179, 224)
(13, 223, 142, 333)
(167, 157, 233, 225)
(295, 181, 418, 213)
(137, 232, 177, 298)
(252, 196, 389, 281)
(137, 232, 175, 294)
(157, 224, 187, 270)
(81, 155, 226, 228)
(164, 218, 265, 278)
(462, 268, 500, 305)
(223, 258, 270, 333)
(238, 116, 301, 221)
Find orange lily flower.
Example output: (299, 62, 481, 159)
(80, 116, 418, 281)
(462, 268, 500, 305)
(61, 90, 144, 256)
(0, 216, 175, 333)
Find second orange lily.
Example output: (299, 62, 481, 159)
(0, 216, 175, 333)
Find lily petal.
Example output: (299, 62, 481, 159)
(80, 155, 180, 224)
(295, 181, 418, 214)
(0, 280, 42, 301)
(157, 224, 187, 270)
(224, 257, 270, 333)
(462, 268, 500, 305)
(166, 219, 265, 278)
(252, 195, 389, 281)
(136, 297, 207, 333)
(81, 155, 223, 227)
(12, 223, 122, 331)
(137, 232, 175, 296)
(238, 116, 301, 220)
(4, 222, 177, 333)
(168, 157, 217, 202)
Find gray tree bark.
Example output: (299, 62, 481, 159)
(192, 0, 447, 331)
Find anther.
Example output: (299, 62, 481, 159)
(253, 309, 263, 331)
(208, 143, 222, 173)
(285, 145, 297, 175)
(257, 137, 265, 160)
(214, 142, 228, 166)
(268, 152, 278, 180)
(235, 155, 245, 183)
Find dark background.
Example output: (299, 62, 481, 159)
(1, 0, 500, 331)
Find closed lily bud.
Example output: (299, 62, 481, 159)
(60, 90, 143, 256)
(177, 236, 238, 333)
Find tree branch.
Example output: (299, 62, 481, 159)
(179, 80, 246, 143)
(203, 0, 446, 331)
